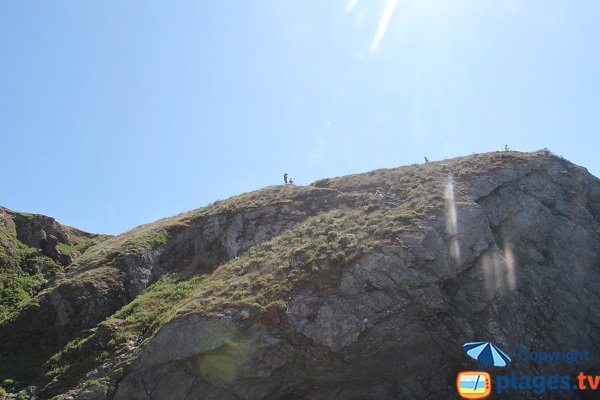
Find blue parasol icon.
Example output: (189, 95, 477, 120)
(463, 341, 511, 367)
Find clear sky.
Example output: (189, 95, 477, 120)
(1, 1, 599, 235)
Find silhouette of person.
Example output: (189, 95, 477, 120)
(424, 157, 429, 163)
(284, 173, 288, 184)
(375, 189, 385, 208)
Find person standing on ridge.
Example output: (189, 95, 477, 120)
(284, 173, 288, 184)
(424, 157, 429, 163)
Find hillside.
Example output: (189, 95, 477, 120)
(1, 150, 599, 400)
(0, 208, 108, 321)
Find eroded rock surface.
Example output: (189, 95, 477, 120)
(0, 186, 340, 382)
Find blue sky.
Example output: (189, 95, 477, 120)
(1, 1, 599, 235)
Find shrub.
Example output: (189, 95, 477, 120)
(316, 243, 331, 256)
(326, 231, 338, 241)
(333, 251, 345, 262)
(337, 233, 357, 248)
(291, 248, 310, 267)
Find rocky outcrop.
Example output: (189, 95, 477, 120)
(115, 201, 327, 298)
(0, 267, 128, 383)
(0, 186, 342, 382)
(114, 315, 289, 400)
(8, 210, 100, 267)
(12, 213, 68, 257)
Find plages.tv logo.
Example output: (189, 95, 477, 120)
(456, 371, 491, 399)
(456, 341, 511, 399)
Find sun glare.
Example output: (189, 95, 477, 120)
(370, 0, 398, 54)
(346, 0, 359, 13)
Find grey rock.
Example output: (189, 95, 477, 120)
(114, 315, 288, 400)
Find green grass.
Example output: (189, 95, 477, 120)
(171, 206, 424, 320)
(0, 216, 45, 320)
(109, 274, 206, 346)
(81, 378, 103, 387)
(38, 273, 206, 396)
(0, 211, 19, 271)
(43, 335, 99, 388)
(0, 208, 106, 321)
(0, 251, 64, 320)
(72, 184, 336, 272)
(0, 272, 43, 321)
(56, 243, 77, 256)
(16, 390, 34, 400)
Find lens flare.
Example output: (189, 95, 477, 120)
(503, 243, 516, 290)
(370, 0, 398, 54)
(223, 338, 240, 349)
(444, 173, 460, 261)
(196, 337, 247, 385)
(198, 352, 238, 385)
(346, 0, 359, 12)
(479, 252, 495, 296)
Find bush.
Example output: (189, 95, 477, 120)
(108, 274, 205, 346)
(312, 178, 331, 188)
(2, 380, 15, 392)
(316, 243, 331, 256)
(291, 248, 309, 267)
(333, 251, 345, 262)
(16, 391, 30, 400)
(337, 234, 357, 248)
(56, 243, 77, 256)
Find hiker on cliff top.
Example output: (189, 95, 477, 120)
(375, 189, 385, 208)
(424, 156, 429, 163)
(284, 173, 288, 184)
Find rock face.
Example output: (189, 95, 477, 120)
(1, 151, 600, 400)
(114, 316, 289, 400)
(0, 208, 93, 269)
(0, 186, 342, 383)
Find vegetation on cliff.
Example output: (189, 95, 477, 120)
(3, 149, 595, 399)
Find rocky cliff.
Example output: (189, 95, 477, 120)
(1, 150, 599, 400)
(0, 207, 107, 320)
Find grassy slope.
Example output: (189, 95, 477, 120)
(71, 185, 323, 272)
(0, 208, 106, 321)
(110, 150, 546, 326)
